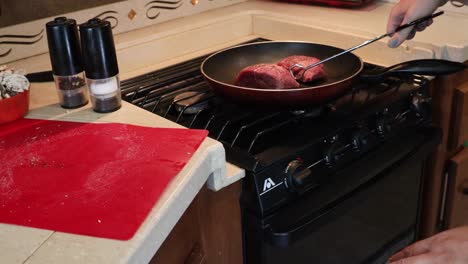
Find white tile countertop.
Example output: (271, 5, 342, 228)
(2, 0, 468, 263)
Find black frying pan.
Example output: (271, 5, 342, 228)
(201, 41, 466, 106)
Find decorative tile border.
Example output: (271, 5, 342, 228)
(0, 30, 44, 58)
(0, 0, 246, 64)
(93, 10, 120, 29)
(145, 0, 184, 20)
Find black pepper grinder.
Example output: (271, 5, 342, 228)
(80, 18, 121, 113)
(46, 17, 89, 109)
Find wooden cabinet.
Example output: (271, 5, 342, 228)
(446, 148, 468, 228)
(421, 61, 468, 237)
(450, 82, 468, 150)
(150, 196, 204, 264)
(150, 181, 243, 264)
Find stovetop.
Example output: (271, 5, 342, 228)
(121, 39, 432, 213)
(121, 39, 430, 170)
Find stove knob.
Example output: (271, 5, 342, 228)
(411, 94, 431, 117)
(323, 142, 341, 167)
(351, 130, 369, 152)
(285, 160, 313, 190)
(375, 115, 392, 138)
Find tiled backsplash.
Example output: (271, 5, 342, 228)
(0, 0, 247, 64)
(0, 0, 123, 28)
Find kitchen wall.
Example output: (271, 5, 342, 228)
(1, 0, 466, 65)
(0, 0, 247, 64)
(381, 0, 468, 14)
(0, 0, 123, 27)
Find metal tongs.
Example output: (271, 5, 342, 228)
(290, 11, 444, 81)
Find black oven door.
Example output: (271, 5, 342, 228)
(242, 127, 441, 264)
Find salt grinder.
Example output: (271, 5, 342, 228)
(46, 17, 88, 109)
(80, 18, 121, 113)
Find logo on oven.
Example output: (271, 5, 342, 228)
(263, 178, 276, 192)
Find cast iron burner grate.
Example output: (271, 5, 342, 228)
(121, 39, 427, 171)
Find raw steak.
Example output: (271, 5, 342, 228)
(235, 64, 300, 89)
(277, 55, 326, 83)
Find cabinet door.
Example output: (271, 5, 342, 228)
(446, 148, 468, 228)
(150, 181, 243, 264)
(421, 62, 468, 237)
(450, 82, 468, 150)
(150, 197, 204, 264)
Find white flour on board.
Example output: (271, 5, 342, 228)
(0, 169, 22, 201)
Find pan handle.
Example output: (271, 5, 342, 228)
(360, 59, 466, 82)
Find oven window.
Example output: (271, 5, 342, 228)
(242, 126, 441, 264)
(262, 160, 423, 264)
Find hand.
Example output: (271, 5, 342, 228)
(388, 226, 468, 264)
(386, 0, 447, 48)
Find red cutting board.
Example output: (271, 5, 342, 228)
(0, 118, 208, 240)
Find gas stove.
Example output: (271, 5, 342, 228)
(121, 38, 431, 210)
(121, 39, 440, 264)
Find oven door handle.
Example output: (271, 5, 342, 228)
(264, 126, 441, 248)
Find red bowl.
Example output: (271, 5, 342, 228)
(0, 89, 30, 124)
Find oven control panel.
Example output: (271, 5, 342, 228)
(248, 90, 432, 214)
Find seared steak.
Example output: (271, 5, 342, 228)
(277, 55, 326, 83)
(235, 64, 300, 89)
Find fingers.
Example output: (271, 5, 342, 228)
(415, 19, 433, 32)
(386, 4, 411, 48)
(386, 8, 434, 48)
(387, 4, 405, 34)
(388, 238, 433, 262)
(388, 25, 414, 48)
(389, 253, 447, 264)
(407, 29, 417, 40)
